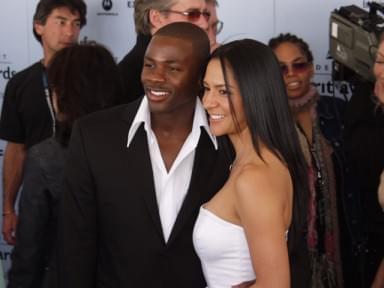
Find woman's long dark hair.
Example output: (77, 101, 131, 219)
(210, 39, 310, 286)
(48, 43, 123, 146)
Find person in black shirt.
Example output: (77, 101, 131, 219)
(0, 0, 86, 245)
(7, 43, 121, 288)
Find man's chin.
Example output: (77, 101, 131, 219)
(148, 101, 168, 114)
(60, 42, 76, 48)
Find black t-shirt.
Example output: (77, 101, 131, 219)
(0, 62, 53, 148)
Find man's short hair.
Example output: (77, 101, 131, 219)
(153, 22, 210, 75)
(134, 0, 175, 35)
(206, 0, 218, 6)
(33, 0, 87, 43)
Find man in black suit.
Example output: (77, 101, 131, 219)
(58, 22, 229, 288)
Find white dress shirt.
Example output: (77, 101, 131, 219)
(127, 97, 217, 242)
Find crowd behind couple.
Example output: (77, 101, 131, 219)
(0, 0, 384, 287)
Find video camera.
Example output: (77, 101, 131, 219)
(329, 2, 384, 82)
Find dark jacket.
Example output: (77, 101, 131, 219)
(317, 95, 364, 287)
(57, 99, 230, 288)
(118, 34, 151, 103)
(318, 96, 362, 243)
(344, 81, 384, 286)
(8, 138, 66, 288)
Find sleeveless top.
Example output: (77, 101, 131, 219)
(193, 207, 256, 288)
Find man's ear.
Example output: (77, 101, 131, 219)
(148, 9, 164, 34)
(34, 20, 44, 36)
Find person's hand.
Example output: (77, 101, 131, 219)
(374, 79, 384, 105)
(232, 279, 255, 288)
(2, 212, 17, 245)
(378, 171, 384, 210)
(371, 259, 384, 288)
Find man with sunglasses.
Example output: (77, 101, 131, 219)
(118, 0, 219, 103)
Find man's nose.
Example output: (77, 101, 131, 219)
(149, 67, 167, 83)
(64, 23, 79, 38)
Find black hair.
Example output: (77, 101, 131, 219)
(154, 22, 210, 63)
(210, 39, 309, 284)
(154, 22, 211, 92)
(47, 43, 123, 146)
(268, 33, 314, 63)
(33, 0, 87, 43)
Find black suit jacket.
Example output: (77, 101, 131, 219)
(58, 99, 230, 288)
(118, 34, 151, 103)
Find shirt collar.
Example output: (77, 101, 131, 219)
(127, 97, 217, 149)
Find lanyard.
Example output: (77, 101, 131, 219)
(41, 68, 56, 135)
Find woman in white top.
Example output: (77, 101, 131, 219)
(193, 39, 309, 288)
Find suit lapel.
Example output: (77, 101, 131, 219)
(121, 101, 165, 242)
(121, 102, 224, 246)
(127, 125, 165, 241)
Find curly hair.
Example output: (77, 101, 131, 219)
(268, 33, 313, 63)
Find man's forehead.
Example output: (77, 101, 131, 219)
(146, 35, 194, 59)
(49, 6, 80, 19)
(148, 35, 193, 52)
(170, 0, 206, 10)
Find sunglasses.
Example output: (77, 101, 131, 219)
(279, 62, 311, 75)
(161, 9, 211, 22)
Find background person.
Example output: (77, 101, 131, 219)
(370, 38, 384, 288)
(0, 0, 86, 245)
(7, 43, 122, 288)
(269, 33, 363, 287)
(344, 34, 384, 288)
(373, 36, 384, 216)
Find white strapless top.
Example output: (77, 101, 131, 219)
(193, 207, 256, 288)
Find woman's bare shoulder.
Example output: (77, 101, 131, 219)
(234, 161, 290, 199)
